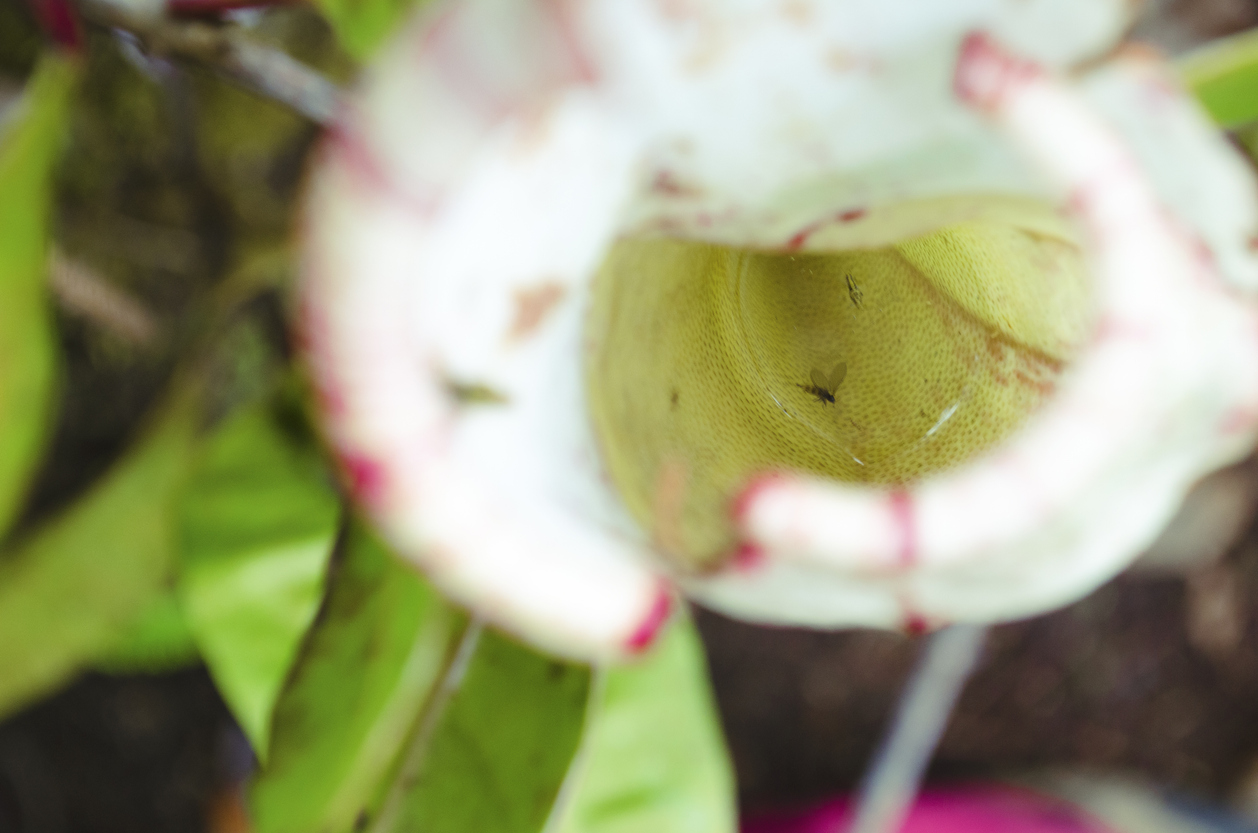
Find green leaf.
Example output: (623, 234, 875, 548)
(0, 54, 76, 541)
(178, 401, 342, 757)
(252, 522, 466, 833)
(0, 389, 199, 718)
(377, 628, 591, 833)
(1180, 28, 1258, 129)
(310, 0, 426, 60)
(92, 585, 201, 673)
(551, 616, 737, 833)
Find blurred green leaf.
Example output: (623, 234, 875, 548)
(310, 0, 423, 60)
(178, 401, 342, 757)
(93, 585, 201, 672)
(0, 388, 199, 718)
(252, 522, 466, 833)
(553, 617, 737, 833)
(1180, 28, 1258, 129)
(378, 628, 590, 833)
(0, 54, 75, 542)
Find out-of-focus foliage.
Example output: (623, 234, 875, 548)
(386, 629, 589, 833)
(0, 387, 199, 718)
(555, 617, 737, 833)
(1181, 28, 1258, 129)
(178, 394, 340, 757)
(0, 0, 40, 76)
(252, 523, 466, 833)
(0, 55, 75, 542)
(309, 0, 424, 60)
(187, 8, 348, 244)
(2, 10, 735, 833)
(94, 586, 200, 671)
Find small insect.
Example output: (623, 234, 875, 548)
(846, 274, 864, 308)
(445, 378, 509, 405)
(798, 362, 847, 405)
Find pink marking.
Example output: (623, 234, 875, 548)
(786, 226, 816, 251)
(1093, 315, 1154, 344)
(30, 0, 80, 48)
(313, 378, 347, 420)
(1141, 72, 1181, 108)
(652, 170, 681, 194)
(330, 125, 445, 220)
(743, 785, 1119, 833)
(418, 4, 459, 53)
(786, 208, 869, 250)
(1063, 158, 1144, 221)
(889, 489, 917, 568)
(292, 298, 349, 419)
(1219, 406, 1258, 435)
(731, 542, 767, 572)
(953, 31, 1038, 114)
(341, 451, 388, 507)
(539, 0, 600, 85)
(651, 169, 697, 196)
(902, 611, 930, 636)
(1190, 232, 1217, 267)
(731, 473, 789, 525)
(625, 584, 674, 653)
(420, 8, 516, 121)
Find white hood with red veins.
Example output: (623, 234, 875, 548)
(299, 0, 1258, 660)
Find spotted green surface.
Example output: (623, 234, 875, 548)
(554, 616, 736, 833)
(0, 55, 75, 542)
(586, 198, 1092, 566)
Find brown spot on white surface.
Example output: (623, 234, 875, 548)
(650, 169, 704, 198)
(507, 281, 567, 342)
(779, 0, 812, 25)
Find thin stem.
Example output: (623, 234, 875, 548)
(77, 0, 342, 124)
(367, 617, 485, 833)
(847, 624, 988, 833)
(49, 249, 160, 346)
(166, 0, 299, 18)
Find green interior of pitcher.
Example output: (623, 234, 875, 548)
(585, 194, 1095, 569)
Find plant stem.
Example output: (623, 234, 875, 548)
(78, 0, 342, 124)
(847, 623, 988, 833)
(366, 617, 484, 833)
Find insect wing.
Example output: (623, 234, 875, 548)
(828, 362, 848, 390)
(810, 367, 830, 391)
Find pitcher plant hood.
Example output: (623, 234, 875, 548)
(298, 0, 1258, 661)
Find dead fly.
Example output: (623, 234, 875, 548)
(798, 362, 847, 405)
(846, 274, 864, 308)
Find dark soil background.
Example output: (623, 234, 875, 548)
(699, 531, 1258, 812)
(6, 0, 1258, 831)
